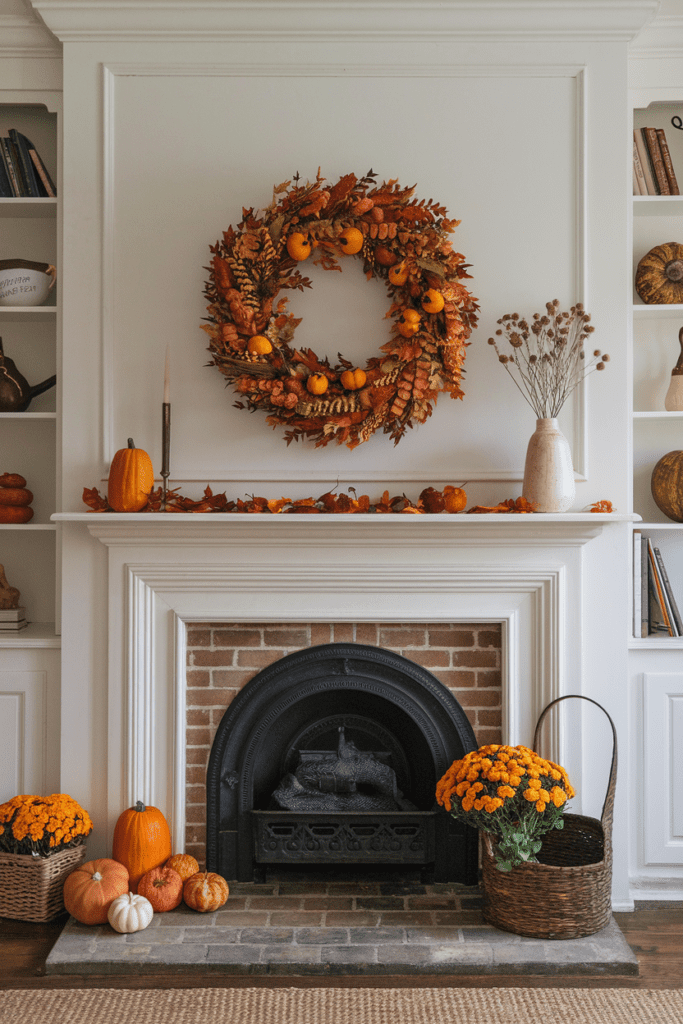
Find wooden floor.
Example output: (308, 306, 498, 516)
(1, 903, 681, 990)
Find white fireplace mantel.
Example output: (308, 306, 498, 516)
(54, 511, 634, 876)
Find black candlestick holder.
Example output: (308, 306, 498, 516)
(161, 402, 171, 509)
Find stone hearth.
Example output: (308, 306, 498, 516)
(46, 870, 638, 977)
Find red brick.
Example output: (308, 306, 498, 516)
(186, 727, 212, 746)
(237, 649, 286, 668)
(186, 709, 211, 727)
(264, 628, 309, 647)
(186, 785, 206, 804)
(211, 670, 252, 689)
(476, 670, 502, 687)
(186, 766, 205, 785)
(310, 624, 332, 645)
(331, 623, 354, 643)
(355, 623, 379, 645)
(403, 650, 450, 669)
(434, 670, 476, 688)
(455, 689, 502, 707)
(186, 669, 211, 687)
(213, 628, 263, 647)
(379, 627, 428, 647)
(478, 708, 502, 726)
(187, 688, 235, 707)
(193, 650, 242, 667)
(186, 746, 210, 765)
(187, 629, 211, 647)
(185, 805, 206, 824)
(476, 727, 502, 745)
(453, 650, 498, 668)
(429, 627, 475, 647)
(478, 628, 502, 648)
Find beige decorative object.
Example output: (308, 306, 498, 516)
(522, 418, 575, 513)
(664, 326, 683, 411)
(0, 564, 20, 609)
(0, 259, 56, 307)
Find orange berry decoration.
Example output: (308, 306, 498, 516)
(286, 232, 312, 261)
(339, 227, 364, 255)
(388, 262, 409, 286)
(422, 289, 445, 313)
(397, 309, 421, 338)
(340, 368, 367, 391)
(247, 335, 273, 355)
(307, 373, 329, 395)
(443, 485, 467, 513)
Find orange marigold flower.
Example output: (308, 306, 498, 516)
(550, 786, 567, 807)
(455, 781, 469, 797)
(526, 777, 542, 790)
(473, 798, 486, 811)
(497, 785, 515, 799)
(523, 788, 539, 802)
(535, 800, 547, 812)
(461, 797, 474, 812)
(466, 769, 480, 782)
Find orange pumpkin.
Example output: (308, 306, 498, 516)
(421, 289, 445, 314)
(286, 232, 312, 261)
(443, 486, 467, 513)
(63, 858, 130, 925)
(137, 865, 184, 911)
(340, 368, 367, 391)
(0, 505, 33, 523)
(112, 800, 172, 892)
(0, 473, 26, 488)
(108, 439, 155, 513)
(306, 373, 329, 395)
(397, 309, 421, 338)
(0, 486, 33, 506)
(183, 872, 229, 913)
(339, 227, 364, 255)
(247, 335, 273, 356)
(165, 853, 200, 882)
(388, 262, 409, 286)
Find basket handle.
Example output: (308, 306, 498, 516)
(532, 694, 617, 834)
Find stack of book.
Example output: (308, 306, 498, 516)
(0, 606, 29, 632)
(633, 127, 680, 196)
(634, 533, 683, 638)
(0, 129, 56, 199)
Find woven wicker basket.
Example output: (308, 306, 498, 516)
(0, 845, 87, 922)
(481, 694, 617, 940)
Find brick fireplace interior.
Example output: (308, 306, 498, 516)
(185, 621, 502, 869)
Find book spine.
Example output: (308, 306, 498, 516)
(641, 536, 650, 637)
(656, 129, 680, 195)
(0, 138, 22, 196)
(633, 139, 648, 195)
(634, 130, 657, 195)
(653, 546, 683, 636)
(29, 148, 56, 198)
(648, 539, 674, 635)
(644, 127, 671, 195)
(8, 130, 40, 197)
(0, 144, 12, 197)
(633, 530, 642, 636)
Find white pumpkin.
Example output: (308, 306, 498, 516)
(107, 890, 154, 933)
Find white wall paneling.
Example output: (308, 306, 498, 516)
(643, 672, 683, 867)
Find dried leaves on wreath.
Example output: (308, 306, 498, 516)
(82, 486, 538, 515)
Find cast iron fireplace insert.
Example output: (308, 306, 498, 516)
(206, 643, 479, 883)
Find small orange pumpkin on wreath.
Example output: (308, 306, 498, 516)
(202, 170, 479, 449)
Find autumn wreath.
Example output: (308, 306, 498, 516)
(202, 170, 479, 449)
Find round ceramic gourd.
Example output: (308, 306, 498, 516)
(651, 450, 683, 522)
(107, 891, 154, 933)
(635, 242, 683, 305)
(63, 858, 130, 925)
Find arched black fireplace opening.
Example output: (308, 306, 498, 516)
(206, 643, 479, 883)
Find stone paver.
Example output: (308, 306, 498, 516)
(45, 875, 638, 977)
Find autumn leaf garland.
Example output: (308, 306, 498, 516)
(201, 170, 479, 449)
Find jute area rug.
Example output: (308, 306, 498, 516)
(1, 987, 682, 1023)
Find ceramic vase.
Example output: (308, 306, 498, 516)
(522, 418, 575, 513)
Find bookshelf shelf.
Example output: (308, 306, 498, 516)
(0, 197, 57, 218)
(0, 622, 59, 649)
(0, 306, 57, 321)
(0, 412, 56, 419)
(633, 410, 683, 419)
(632, 304, 683, 317)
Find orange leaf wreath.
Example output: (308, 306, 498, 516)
(202, 170, 479, 449)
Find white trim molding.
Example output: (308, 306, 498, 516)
(31, 0, 660, 44)
(0, 14, 61, 57)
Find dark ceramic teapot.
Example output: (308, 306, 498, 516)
(0, 337, 56, 412)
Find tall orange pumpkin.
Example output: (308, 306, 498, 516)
(63, 858, 130, 925)
(108, 438, 155, 512)
(112, 800, 172, 891)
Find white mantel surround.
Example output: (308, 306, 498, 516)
(55, 511, 635, 905)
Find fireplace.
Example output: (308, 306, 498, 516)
(206, 643, 480, 883)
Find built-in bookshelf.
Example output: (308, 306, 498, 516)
(631, 95, 683, 649)
(0, 98, 60, 641)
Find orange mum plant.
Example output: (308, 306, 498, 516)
(0, 794, 93, 857)
(436, 744, 575, 872)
